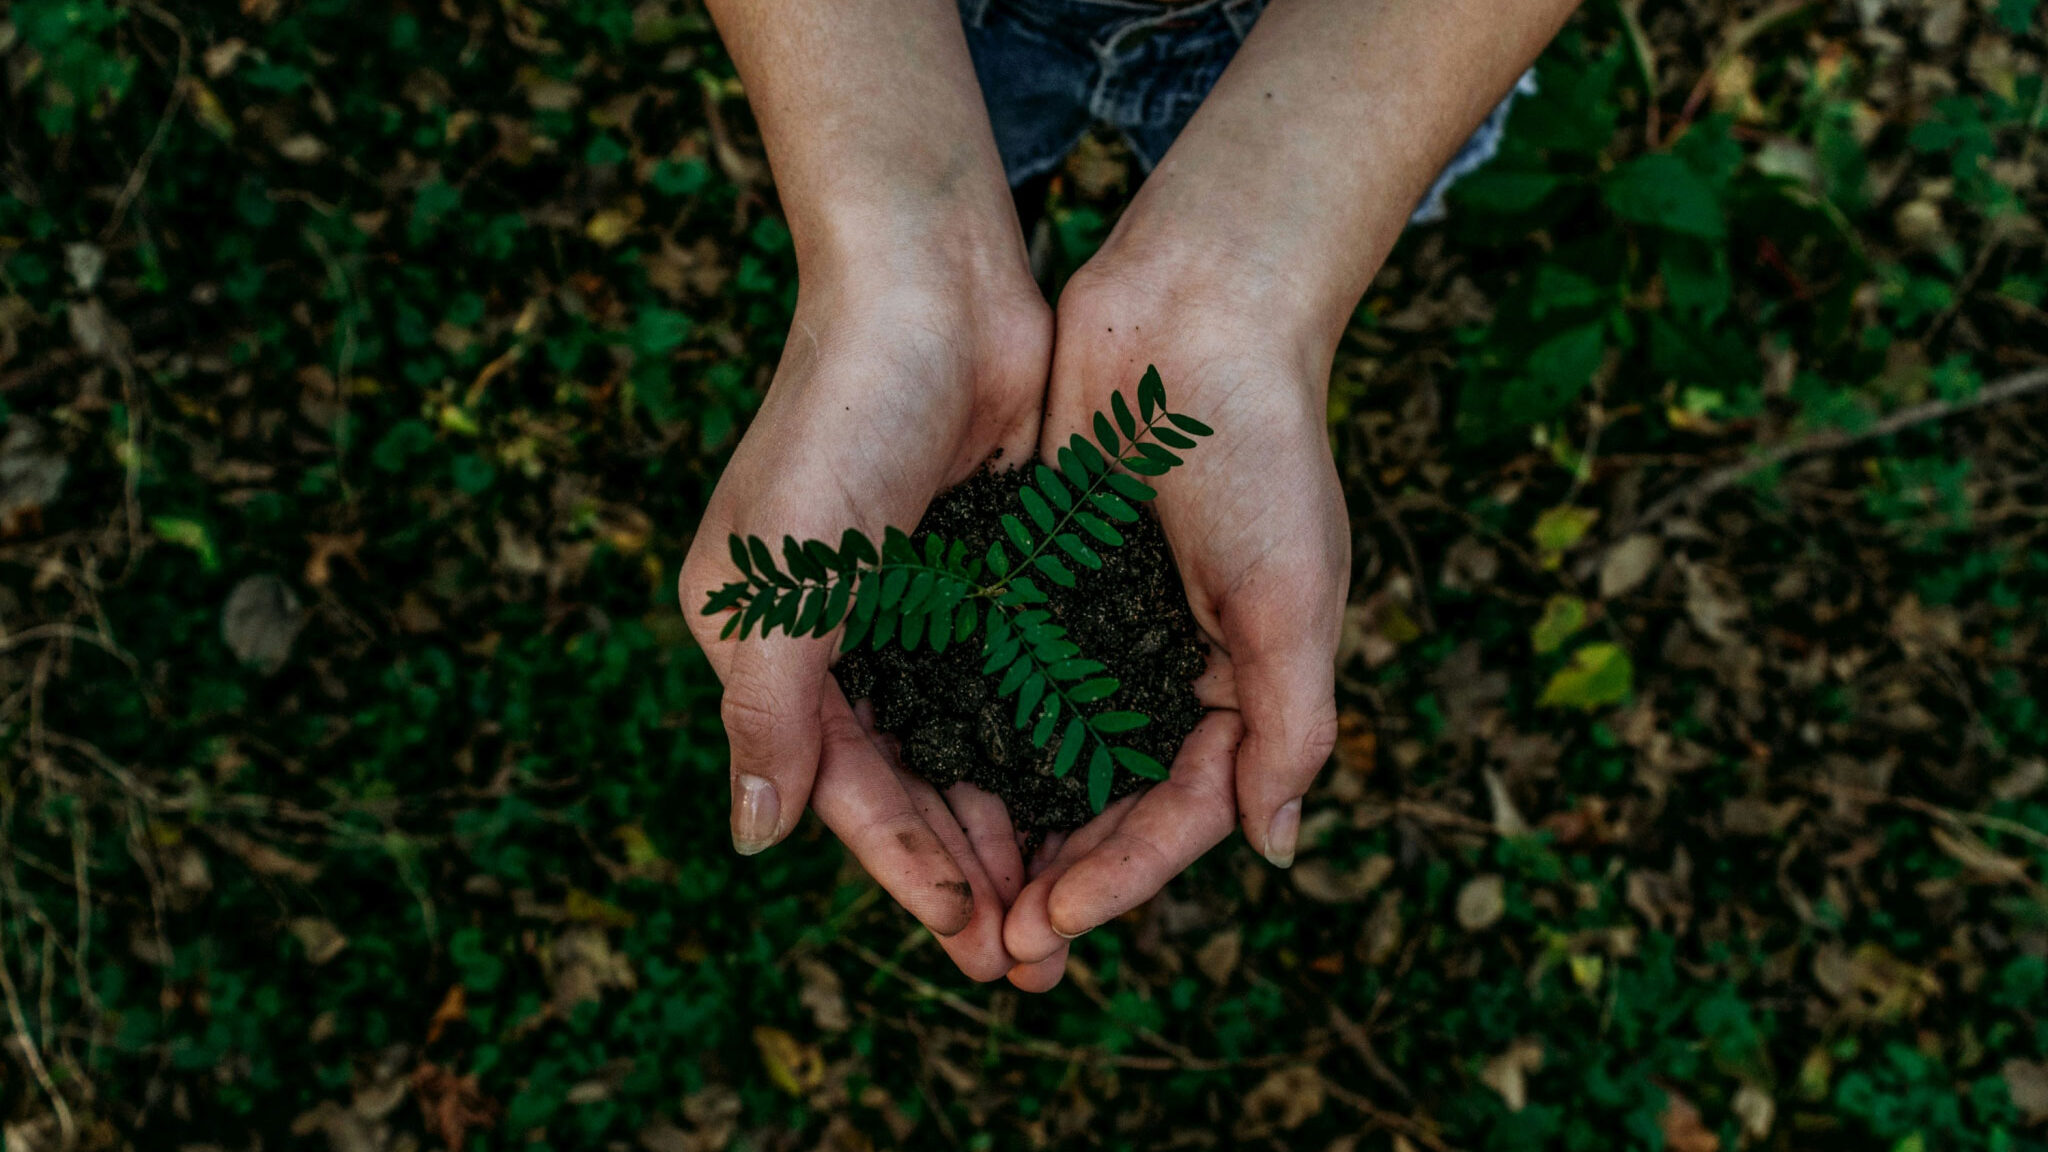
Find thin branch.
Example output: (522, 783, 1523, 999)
(102, 0, 191, 241)
(1618, 365, 2048, 541)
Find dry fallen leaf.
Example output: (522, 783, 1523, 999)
(752, 1026, 824, 1097)
(1456, 874, 1507, 931)
(1236, 1065, 1326, 1137)
(1195, 928, 1242, 985)
(1291, 855, 1395, 905)
(2003, 1059, 2048, 1124)
(1481, 1038, 1545, 1112)
(1658, 1088, 1720, 1152)
(0, 421, 69, 533)
(222, 574, 306, 675)
(288, 917, 348, 965)
(1930, 826, 2030, 886)
(796, 957, 851, 1033)
(1599, 534, 1662, 598)
(410, 1063, 499, 1151)
(1732, 1084, 1775, 1141)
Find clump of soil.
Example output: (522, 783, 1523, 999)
(833, 462, 1206, 835)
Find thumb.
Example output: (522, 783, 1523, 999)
(717, 636, 830, 855)
(1232, 644, 1339, 869)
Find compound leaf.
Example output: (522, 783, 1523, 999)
(1091, 491, 1139, 523)
(1088, 743, 1112, 812)
(1055, 717, 1087, 776)
(1104, 473, 1157, 503)
(1093, 411, 1120, 457)
(1070, 677, 1120, 704)
(1018, 485, 1055, 532)
(1016, 673, 1046, 728)
(1035, 464, 1072, 512)
(839, 528, 878, 567)
(1112, 746, 1168, 780)
(1054, 533, 1101, 569)
(1138, 365, 1166, 420)
(1075, 512, 1124, 546)
(1112, 390, 1138, 440)
(1033, 554, 1076, 587)
(1071, 434, 1109, 476)
(1002, 513, 1034, 554)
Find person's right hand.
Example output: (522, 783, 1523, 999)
(679, 255, 1050, 981)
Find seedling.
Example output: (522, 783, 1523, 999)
(701, 367, 1212, 812)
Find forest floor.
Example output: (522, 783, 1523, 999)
(2, 1, 2047, 1149)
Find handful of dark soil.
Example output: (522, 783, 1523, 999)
(833, 462, 1206, 834)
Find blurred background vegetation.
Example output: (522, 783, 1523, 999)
(2, 0, 2047, 1149)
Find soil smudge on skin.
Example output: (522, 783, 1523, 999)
(834, 462, 1206, 835)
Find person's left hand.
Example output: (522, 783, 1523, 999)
(999, 254, 1350, 991)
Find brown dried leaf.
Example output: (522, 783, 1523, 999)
(1481, 1038, 1544, 1112)
(1658, 1088, 1719, 1152)
(410, 1063, 500, 1152)
(1236, 1066, 1326, 1136)
(1195, 929, 1242, 985)
(1599, 535, 1662, 598)
(2003, 1060, 2048, 1124)
(1456, 874, 1507, 931)
(796, 957, 851, 1033)
(288, 917, 348, 966)
(1292, 855, 1395, 905)
(1930, 826, 2029, 885)
(752, 1026, 824, 1097)
(222, 574, 305, 675)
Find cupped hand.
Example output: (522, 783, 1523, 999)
(680, 269, 1049, 981)
(1002, 264, 1349, 989)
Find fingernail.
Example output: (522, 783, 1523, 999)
(732, 774, 780, 856)
(1054, 924, 1088, 941)
(1263, 798, 1302, 869)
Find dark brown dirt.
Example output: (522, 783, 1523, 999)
(833, 462, 1206, 835)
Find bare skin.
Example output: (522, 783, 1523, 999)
(683, 0, 1581, 988)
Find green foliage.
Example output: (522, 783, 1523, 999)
(703, 368, 1205, 811)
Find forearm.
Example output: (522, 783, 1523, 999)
(1098, 0, 1580, 353)
(705, 0, 1026, 284)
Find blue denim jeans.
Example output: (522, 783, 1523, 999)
(958, 0, 1535, 223)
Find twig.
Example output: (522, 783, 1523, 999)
(1357, 471, 1436, 633)
(102, 0, 191, 241)
(1320, 1078, 1457, 1152)
(0, 868, 78, 1149)
(1327, 1002, 1411, 1101)
(1618, 366, 2048, 541)
(839, 939, 1266, 1073)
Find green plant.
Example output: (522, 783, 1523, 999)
(700, 367, 1211, 811)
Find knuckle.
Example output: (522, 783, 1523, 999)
(719, 688, 784, 753)
(1300, 703, 1340, 769)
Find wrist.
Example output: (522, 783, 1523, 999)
(1068, 226, 1345, 405)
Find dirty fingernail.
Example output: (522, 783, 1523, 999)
(1263, 798, 1301, 869)
(732, 774, 780, 856)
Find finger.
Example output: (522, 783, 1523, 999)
(1006, 949, 1068, 993)
(904, 777, 1016, 982)
(1002, 792, 1144, 965)
(1025, 830, 1069, 881)
(714, 634, 834, 855)
(948, 782, 1026, 905)
(810, 689, 975, 937)
(1230, 643, 1338, 869)
(1043, 710, 1242, 937)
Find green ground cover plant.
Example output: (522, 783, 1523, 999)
(1, 0, 2045, 1150)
